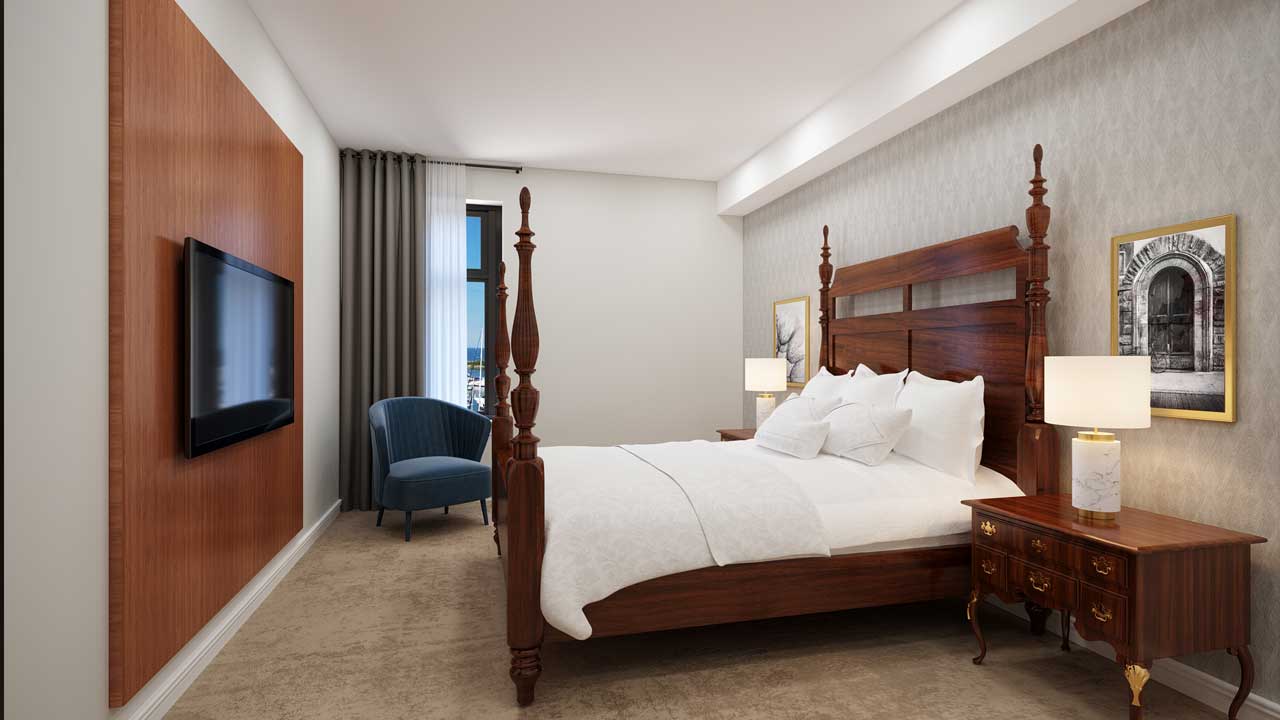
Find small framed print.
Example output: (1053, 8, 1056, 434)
(1111, 215, 1235, 422)
(773, 296, 810, 388)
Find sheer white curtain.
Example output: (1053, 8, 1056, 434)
(424, 162, 468, 405)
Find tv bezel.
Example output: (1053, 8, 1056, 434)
(183, 236, 295, 458)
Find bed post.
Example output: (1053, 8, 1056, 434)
(818, 225, 834, 373)
(1018, 144, 1059, 496)
(507, 187, 545, 706)
(491, 260, 511, 555)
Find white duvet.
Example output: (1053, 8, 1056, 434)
(538, 439, 1022, 639)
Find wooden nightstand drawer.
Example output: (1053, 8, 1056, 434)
(1009, 558, 1075, 610)
(974, 545, 1005, 592)
(1011, 525, 1067, 568)
(973, 513, 1007, 548)
(1069, 545, 1127, 591)
(1077, 583, 1128, 650)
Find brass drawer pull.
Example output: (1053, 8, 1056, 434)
(1030, 538, 1046, 554)
(1092, 555, 1114, 576)
(980, 559, 998, 576)
(1091, 603, 1113, 623)
(980, 520, 997, 537)
(1028, 571, 1051, 593)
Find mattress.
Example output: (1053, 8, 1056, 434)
(718, 439, 1024, 552)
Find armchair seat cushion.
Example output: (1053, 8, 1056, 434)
(382, 456, 491, 511)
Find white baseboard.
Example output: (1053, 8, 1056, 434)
(984, 598, 1279, 720)
(110, 499, 342, 720)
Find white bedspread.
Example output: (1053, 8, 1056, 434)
(538, 439, 1023, 640)
(540, 440, 828, 639)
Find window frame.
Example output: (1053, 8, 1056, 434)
(467, 203, 502, 415)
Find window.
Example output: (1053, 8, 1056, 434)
(466, 204, 501, 413)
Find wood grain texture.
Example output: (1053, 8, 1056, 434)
(715, 428, 756, 441)
(820, 146, 1058, 494)
(966, 497, 1265, 719)
(582, 545, 972, 637)
(108, 0, 303, 705)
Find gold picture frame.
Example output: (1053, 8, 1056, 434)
(773, 296, 810, 388)
(1110, 214, 1235, 422)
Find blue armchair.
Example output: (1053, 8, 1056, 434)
(369, 397, 492, 541)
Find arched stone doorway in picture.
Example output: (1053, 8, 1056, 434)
(1112, 216, 1236, 422)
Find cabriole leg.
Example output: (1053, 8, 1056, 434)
(1228, 646, 1253, 720)
(967, 589, 987, 665)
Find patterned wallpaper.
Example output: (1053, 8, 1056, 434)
(742, 0, 1279, 700)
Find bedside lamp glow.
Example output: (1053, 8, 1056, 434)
(1045, 356, 1151, 522)
(745, 358, 787, 427)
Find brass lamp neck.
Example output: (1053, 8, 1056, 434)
(1077, 428, 1116, 442)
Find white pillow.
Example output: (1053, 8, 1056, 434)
(845, 364, 909, 407)
(770, 393, 841, 423)
(755, 419, 830, 459)
(893, 371, 985, 484)
(821, 402, 913, 466)
(800, 367, 853, 402)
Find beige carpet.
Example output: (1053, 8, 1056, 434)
(168, 505, 1218, 719)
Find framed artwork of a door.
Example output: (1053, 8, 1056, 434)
(1111, 215, 1236, 422)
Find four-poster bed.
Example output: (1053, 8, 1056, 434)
(491, 145, 1060, 706)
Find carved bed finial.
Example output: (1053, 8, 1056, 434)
(818, 225, 833, 372)
(1018, 143, 1057, 496)
(507, 186, 544, 706)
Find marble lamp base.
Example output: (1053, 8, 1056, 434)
(755, 393, 777, 428)
(1071, 432, 1121, 521)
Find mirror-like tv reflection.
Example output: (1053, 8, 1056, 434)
(187, 239, 293, 456)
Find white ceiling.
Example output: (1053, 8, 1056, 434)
(247, 0, 965, 180)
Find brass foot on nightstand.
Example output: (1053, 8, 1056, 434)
(1125, 664, 1150, 719)
(967, 589, 986, 665)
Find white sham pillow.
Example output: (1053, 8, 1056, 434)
(800, 367, 853, 402)
(756, 418, 830, 459)
(893, 371, 985, 484)
(821, 402, 913, 466)
(770, 393, 841, 423)
(845, 364, 909, 407)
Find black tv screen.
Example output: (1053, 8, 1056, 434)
(184, 237, 294, 458)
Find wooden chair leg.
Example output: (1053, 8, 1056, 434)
(480, 498, 490, 526)
(1025, 601, 1050, 636)
(1060, 611, 1071, 651)
(444, 505, 449, 515)
(376, 508, 384, 527)
(404, 511, 413, 542)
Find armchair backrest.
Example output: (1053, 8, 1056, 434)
(368, 397, 492, 495)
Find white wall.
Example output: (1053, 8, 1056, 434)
(468, 168, 744, 446)
(2, 0, 341, 717)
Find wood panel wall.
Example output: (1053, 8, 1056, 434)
(109, 0, 303, 706)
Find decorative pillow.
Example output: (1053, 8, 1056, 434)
(800, 366, 853, 402)
(755, 417, 831, 459)
(893, 371, 985, 483)
(844, 364, 909, 407)
(821, 402, 913, 466)
(770, 393, 841, 423)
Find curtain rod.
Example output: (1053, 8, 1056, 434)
(340, 149, 522, 173)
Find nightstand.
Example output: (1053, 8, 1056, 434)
(716, 428, 755, 442)
(963, 494, 1266, 719)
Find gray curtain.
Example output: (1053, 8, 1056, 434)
(339, 149, 428, 511)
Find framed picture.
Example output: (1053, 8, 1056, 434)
(773, 296, 810, 388)
(1111, 214, 1235, 422)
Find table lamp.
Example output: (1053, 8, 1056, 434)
(1044, 356, 1151, 522)
(745, 358, 787, 427)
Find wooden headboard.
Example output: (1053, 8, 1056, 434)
(817, 145, 1057, 495)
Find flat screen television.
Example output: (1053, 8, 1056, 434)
(184, 237, 294, 458)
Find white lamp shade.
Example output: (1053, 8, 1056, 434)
(1045, 356, 1151, 429)
(745, 358, 787, 392)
